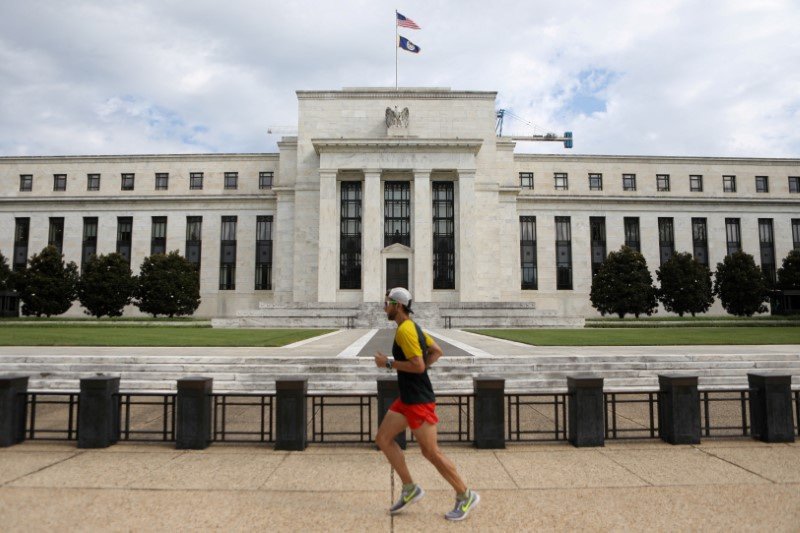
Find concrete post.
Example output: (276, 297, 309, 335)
(567, 375, 605, 447)
(176, 377, 213, 450)
(473, 377, 505, 449)
(78, 376, 120, 449)
(748, 373, 795, 443)
(0, 375, 29, 447)
(275, 379, 307, 451)
(658, 375, 700, 445)
(377, 378, 405, 449)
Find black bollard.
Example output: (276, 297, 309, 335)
(658, 375, 700, 445)
(748, 373, 795, 443)
(78, 376, 121, 449)
(567, 375, 605, 447)
(275, 379, 307, 451)
(176, 377, 213, 450)
(377, 378, 406, 449)
(474, 377, 505, 449)
(0, 375, 29, 447)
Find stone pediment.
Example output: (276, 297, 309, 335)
(382, 243, 412, 254)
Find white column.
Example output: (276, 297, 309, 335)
(413, 170, 432, 302)
(362, 170, 383, 302)
(458, 170, 477, 297)
(317, 170, 338, 302)
(272, 188, 295, 302)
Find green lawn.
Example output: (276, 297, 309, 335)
(468, 327, 800, 346)
(0, 325, 333, 347)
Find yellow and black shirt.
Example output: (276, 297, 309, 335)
(392, 319, 436, 404)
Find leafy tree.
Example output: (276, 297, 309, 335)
(0, 251, 13, 291)
(776, 249, 800, 290)
(14, 245, 79, 317)
(590, 245, 658, 318)
(713, 251, 768, 316)
(135, 251, 200, 317)
(77, 252, 137, 317)
(656, 252, 714, 317)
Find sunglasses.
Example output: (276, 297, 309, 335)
(383, 300, 398, 307)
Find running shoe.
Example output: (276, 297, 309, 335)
(445, 490, 480, 521)
(390, 483, 425, 514)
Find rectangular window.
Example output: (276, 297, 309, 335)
(656, 174, 670, 191)
(255, 215, 273, 290)
(755, 176, 769, 193)
(519, 172, 534, 189)
(117, 216, 133, 264)
(622, 174, 636, 191)
(53, 174, 67, 191)
(723, 175, 737, 193)
(554, 173, 568, 191)
(725, 218, 741, 256)
(219, 216, 237, 290)
(224, 172, 238, 190)
(190, 172, 204, 190)
(690, 175, 703, 192)
(759, 218, 776, 285)
(185, 216, 203, 268)
(692, 218, 709, 267)
(658, 217, 675, 265)
(48, 217, 65, 254)
(624, 217, 640, 252)
(82, 217, 98, 271)
(13, 218, 30, 271)
(588, 173, 603, 191)
(384, 181, 411, 247)
(793, 219, 800, 250)
(19, 174, 33, 192)
(121, 173, 135, 191)
(555, 216, 572, 290)
(590, 217, 606, 276)
(340, 182, 362, 289)
(155, 173, 169, 191)
(432, 182, 455, 289)
(87, 173, 100, 191)
(789, 177, 800, 193)
(259, 171, 274, 190)
(520, 216, 537, 290)
(151, 216, 167, 255)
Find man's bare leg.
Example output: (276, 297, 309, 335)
(411, 421, 467, 494)
(375, 410, 413, 484)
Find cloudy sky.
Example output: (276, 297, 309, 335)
(1, 0, 798, 158)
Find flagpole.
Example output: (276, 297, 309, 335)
(395, 10, 398, 90)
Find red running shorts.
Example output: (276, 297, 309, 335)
(389, 398, 439, 430)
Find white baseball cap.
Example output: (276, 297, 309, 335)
(387, 287, 413, 312)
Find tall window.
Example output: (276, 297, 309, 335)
(622, 174, 636, 191)
(588, 173, 603, 191)
(224, 172, 238, 190)
(259, 172, 274, 190)
(87, 174, 100, 191)
(82, 217, 98, 271)
(48, 217, 65, 254)
(793, 219, 800, 250)
(19, 174, 32, 192)
(117, 217, 133, 264)
(789, 177, 800, 193)
(432, 182, 455, 289)
(590, 217, 606, 276)
(755, 176, 769, 193)
(723, 175, 736, 192)
(624, 217, 640, 252)
(725, 218, 741, 256)
(554, 173, 568, 191)
(219, 216, 237, 290)
(690, 175, 703, 192)
(520, 216, 537, 290)
(53, 174, 67, 191)
(519, 172, 534, 189)
(185, 216, 203, 268)
(151, 217, 167, 255)
(155, 173, 169, 191)
(121, 173, 135, 191)
(758, 219, 776, 285)
(255, 216, 273, 290)
(340, 182, 362, 290)
(384, 182, 410, 247)
(656, 174, 670, 191)
(555, 217, 572, 290)
(691, 218, 709, 267)
(13, 218, 30, 271)
(658, 217, 675, 265)
(190, 172, 204, 190)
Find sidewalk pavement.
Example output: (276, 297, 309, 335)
(1, 439, 798, 532)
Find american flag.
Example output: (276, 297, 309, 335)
(396, 12, 420, 30)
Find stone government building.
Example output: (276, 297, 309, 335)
(2, 87, 799, 327)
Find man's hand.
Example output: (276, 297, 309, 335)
(374, 352, 389, 369)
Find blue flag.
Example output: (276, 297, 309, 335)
(398, 36, 421, 54)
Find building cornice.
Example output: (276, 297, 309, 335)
(311, 138, 483, 155)
(514, 153, 800, 166)
(516, 194, 800, 207)
(0, 153, 279, 164)
(297, 88, 496, 100)
(0, 193, 276, 207)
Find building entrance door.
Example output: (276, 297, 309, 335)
(386, 258, 408, 290)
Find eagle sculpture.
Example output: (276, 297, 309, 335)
(385, 106, 410, 128)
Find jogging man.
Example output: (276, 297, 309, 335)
(374, 287, 480, 521)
